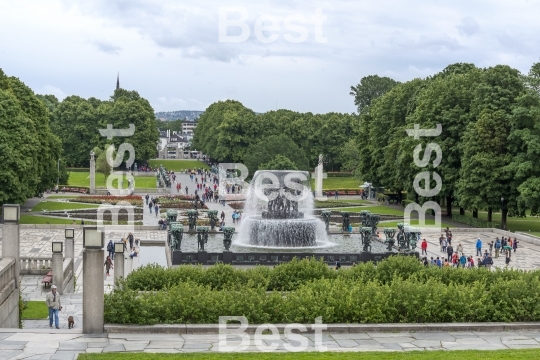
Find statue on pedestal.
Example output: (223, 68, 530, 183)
(207, 210, 218, 231)
(187, 210, 198, 231)
(222, 226, 235, 251)
(321, 211, 331, 232)
(169, 222, 184, 251)
(384, 228, 396, 252)
(196, 226, 209, 252)
(341, 212, 351, 232)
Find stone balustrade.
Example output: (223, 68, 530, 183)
(20, 257, 51, 275)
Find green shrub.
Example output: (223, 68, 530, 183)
(105, 257, 540, 325)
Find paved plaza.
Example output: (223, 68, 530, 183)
(3, 180, 540, 358)
(2, 329, 540, 358)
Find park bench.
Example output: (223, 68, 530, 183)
(41, 271, 52, 287)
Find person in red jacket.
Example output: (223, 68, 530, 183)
(421, 238, 428, 255)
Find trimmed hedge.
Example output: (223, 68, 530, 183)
(452, 214, 501, 229)
(105, 257, 540, 324)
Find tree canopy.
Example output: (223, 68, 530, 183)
(0, 69, 64, 205)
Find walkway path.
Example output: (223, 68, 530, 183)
(2, 329, 540, 358)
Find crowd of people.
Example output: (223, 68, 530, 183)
(419, 227, 518, 269)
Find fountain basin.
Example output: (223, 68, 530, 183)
(244, 216, 320, 247)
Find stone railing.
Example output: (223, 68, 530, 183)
(20, 257, 51, 275)
(0, 258, 18, 328)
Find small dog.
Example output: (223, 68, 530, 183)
(68, 316, 74, 329)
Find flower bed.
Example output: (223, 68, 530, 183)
(228, 202, 245, 210)
(57, 186, 89, 194)
(68, 196, 143, 206)
(160, 202, 208, 210)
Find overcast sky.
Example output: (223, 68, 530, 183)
(1, 0, 539, 114)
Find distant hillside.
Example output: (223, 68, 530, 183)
(155, 110, 204, 121)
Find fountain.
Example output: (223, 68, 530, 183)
(237, 170, 328, 247)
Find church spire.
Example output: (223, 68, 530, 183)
(116, 72, 120, 90)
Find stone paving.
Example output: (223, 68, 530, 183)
(3, 329, 540, 358)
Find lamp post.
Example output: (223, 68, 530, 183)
(57, 158, 60, 188)
(501, 196, 506, 230)
(65, 228, 75, 259)
(82, 226, 105, 333)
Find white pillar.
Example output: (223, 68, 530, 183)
(90, 151, 96, 195)
(83, 249, 104, 333)
(2, 222, 20, 287)
(52, 253, 64, 295)
(114, 256, 124, 287)
(65, 238, 74, 259)
(316, 154, 324, 199)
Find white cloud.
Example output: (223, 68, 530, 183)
(1, 0, 540, 114)
(36, 85, 67, 101)
(457, 17, 480, 37)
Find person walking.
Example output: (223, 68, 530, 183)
(456, 242, 463, 254)
(505, 251, 511, 267)
(485, 253, 494, 270)
(489, 241, 494, 256)
(446, 243, 453, 262)
(334, 190, 338, 199)
(128, 232, 134, 250)
(104, 256, 113, 276)
(106, 239, 115, 260)
(494, 238, 501, 258)
(148, 201, 153, 214)
(46, 285, 62, 329)
(421, 238, 428, 256)
(459, 253, 467, 268)
(476, 238, 482, 257)
(439, 234, 445, 252)
(185, 186, 188, 195)
(513, 238, 519, 253)
(154, 204, 159, 217)
(145, 194, 149, 205)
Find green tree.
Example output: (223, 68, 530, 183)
(259, 154, 298, 170)
(243, 135, 309, 175)
(350, 75, 400, 114)
(0, 69, 63, 204)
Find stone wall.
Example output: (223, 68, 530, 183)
(0, 258, 19, 328)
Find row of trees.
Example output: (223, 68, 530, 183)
(0, 67, 159, 206)
(192, 100, 357, 174)
(49, 89, 159, 168)
(354, 61, 540, 228)
(0, 69, 64, 204)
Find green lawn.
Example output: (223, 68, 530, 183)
(334, 206, 405, 216)
(20, 215, 95, 225)
(453, 208, 540, 233)
(148, 159, 209, 171)
(67, 172, 156, 188)
(21, 301, 48, 319)
(78, 349, 540, 360)
(32, 201, 100, 212)
(310, 176, 362, 190)
(379, 219, 453, 229)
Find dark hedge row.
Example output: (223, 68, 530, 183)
(105, 257, 540, 324)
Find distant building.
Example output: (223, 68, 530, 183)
(182, 122, 197, 136)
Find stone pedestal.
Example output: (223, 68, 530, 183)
(65, 238, 74, 259)
(172, 251, 182, 264)
(222, 251, 233, 264)
(52, 253, 64, 295)
(2, 223, 20, 287)
(114, 255, 125, 286)
(197, 251, 208, 264)
(83, 249, 104, 333)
